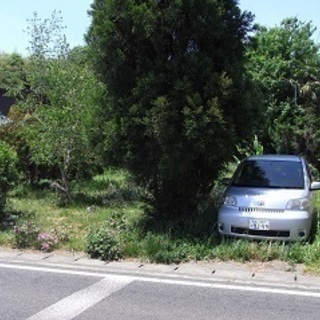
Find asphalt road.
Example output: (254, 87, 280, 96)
(0, 250, 320, 319)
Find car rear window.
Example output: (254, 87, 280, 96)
(232, 160, 304, 189)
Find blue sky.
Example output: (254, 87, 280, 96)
(240, 0, 320, 41)
(0, 0, 93, 55)
(1, 1, 320, 56)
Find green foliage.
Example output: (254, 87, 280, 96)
(141, 233, 217, 264)
(51, 225, 70, 243)
(246, 18, 320, 164)
(3, 11, 106, 202)
(85, 209, 129, 261)
(0, 53, 27, 97)
(22, 56, 103, 201)
(85, 222, 122, 261)
(211, 238, 284, 262)
(0, 54, 35, 183)
(234, 135, 264, 163)
(142, 233, 187, 264)
(4, 169, 320, 271)
(0, 141, 19, 214)
(12, 211, 40, 249)
(72, 169, 142, 208)
(11, 210, 61, 251)
(87, 0, 257, 219)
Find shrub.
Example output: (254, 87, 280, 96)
(85, 223, 122, 261)
(0, 141, 18, 215)
(12, 222, 39, 249)
(51, 225, 70, 243)
(11, 210, 39, 249)
(36, 232, 59, 252)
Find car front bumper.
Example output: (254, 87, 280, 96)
(218, 205, 313, 241)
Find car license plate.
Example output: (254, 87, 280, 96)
(249, 219, 270, 230)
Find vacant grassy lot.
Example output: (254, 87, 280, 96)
(2, 169, 320, 273)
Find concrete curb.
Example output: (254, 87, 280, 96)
(0, 248, 320, 290)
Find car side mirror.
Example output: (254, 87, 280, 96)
(310, 181, 320, 191)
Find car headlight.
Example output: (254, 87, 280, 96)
(286, 198, 310, 210)
(223, 195, 237, 206)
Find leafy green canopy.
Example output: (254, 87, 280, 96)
(0, 12, 104, 202)
(87, 0, 255, 217)
(246, 18, 320, 163)
(0, 141, 18, 214)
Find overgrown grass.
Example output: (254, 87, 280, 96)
(2, 169, 320, 273)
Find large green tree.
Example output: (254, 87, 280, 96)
(0, 53, 33, 181)
(246, 18, 320, 165)
(22, 53, 104, 200)
(1, 12, 104, 201)
(87, 0, 256, 218)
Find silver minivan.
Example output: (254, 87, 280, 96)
(218, 155, 320, 241)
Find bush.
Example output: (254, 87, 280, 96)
(12, 214, 40, 249)
(36, 232, 59, 252)
(0, 141, 18, 215)
(85, 223, 122, 261)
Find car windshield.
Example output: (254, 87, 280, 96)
(232, 160, 304, 189)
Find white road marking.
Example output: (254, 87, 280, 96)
(25, 277, 133, 320)
(0, 262, 134, 279)
(142, 277, 320, 298)
(0, 262, 319, 313)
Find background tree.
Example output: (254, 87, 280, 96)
(0, 53, 27, 99)
(0, 53, 33, 180)
(246, 18, 320, 167)
(1, 12, 104, 202)
(0, 141, 18, 216)
(87, 0, 257, 219)
(22, 54, 104, 201)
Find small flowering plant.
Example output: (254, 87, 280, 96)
(36, 232, 59, 252)
(13, 222, 40, 249)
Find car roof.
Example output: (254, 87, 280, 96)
(245, 154, 303, 162)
